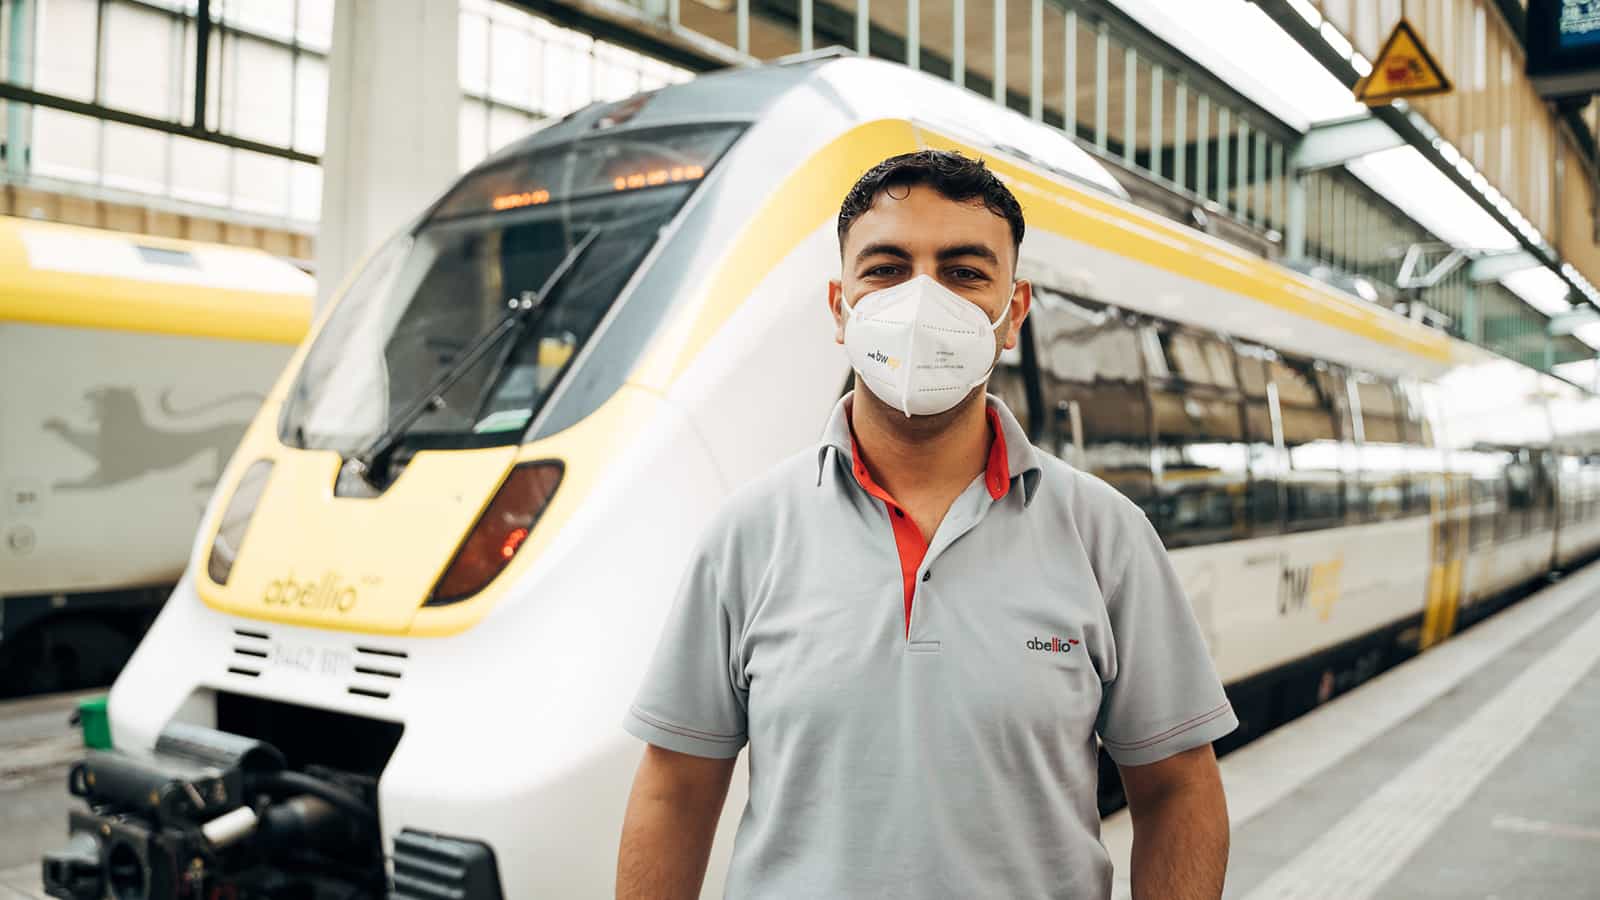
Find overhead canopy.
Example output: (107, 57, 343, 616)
(1111, 0, 1366, 131)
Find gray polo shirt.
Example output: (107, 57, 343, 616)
(624, 393, 1236, 899)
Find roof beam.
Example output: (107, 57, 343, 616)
(1466, 250, 1543, 284)
(1288, 115, 1405, 173)
(1550, 307, 1600, 338)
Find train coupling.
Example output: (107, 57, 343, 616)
(41, 722, 384, 900)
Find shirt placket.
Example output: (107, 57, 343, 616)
(844, 405, 1013, 642)
(905, 481, 996, 642)
(850, 456, 929, 638)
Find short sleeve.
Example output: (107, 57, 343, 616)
(623, 538, 748, 759)
(1095, 510, 1237, 767)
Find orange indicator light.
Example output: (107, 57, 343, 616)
(501, 526, 530, 560)
(492, 189, 551, 211)
(611, 164, 707, 192)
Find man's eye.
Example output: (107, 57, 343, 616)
(949, 268, 985, 281)
(864, 265, 900, 277)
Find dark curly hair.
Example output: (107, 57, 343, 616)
(836, 150, 1025, 260)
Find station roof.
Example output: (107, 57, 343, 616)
(1117, 0, 1600, 352)
(1112, 0, 1365, 132)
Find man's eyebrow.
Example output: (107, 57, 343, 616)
(936, 243, 999, 264)
(854, 242, 913, 264)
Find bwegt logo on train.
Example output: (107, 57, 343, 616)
(263, 572, 358, 613)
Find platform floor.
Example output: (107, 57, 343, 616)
(7, 569, 1599, 900)
(1105, 562, 1600, 900)
(0, 690, 91, 900)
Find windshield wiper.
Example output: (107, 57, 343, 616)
(350, 229, 601, 487)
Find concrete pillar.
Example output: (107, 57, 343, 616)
(1285, 173, 1307, 261)
(1462, 281, 1480, 344)
(316, 0, 459, 313)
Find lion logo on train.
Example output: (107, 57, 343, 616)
(42, 387, 259, 491)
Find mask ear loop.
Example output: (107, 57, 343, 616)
(984, 285, 1016, 332)
(964, 285, 1015, 396)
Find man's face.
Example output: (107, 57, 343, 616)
(829, 183, 1031, 354)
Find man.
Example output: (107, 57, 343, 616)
(617, 150, 1235, 899)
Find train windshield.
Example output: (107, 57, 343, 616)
(279, 124, 742, 455)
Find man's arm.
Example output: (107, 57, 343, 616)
(617, 743, 738, 900)
(1119, 744, 1229, 900)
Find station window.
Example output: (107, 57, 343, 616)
(1027, 290, 1155, 520)
(1147, 328, 1249, 548)
(1271, 357, 1343, 531)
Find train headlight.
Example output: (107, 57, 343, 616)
(428, 460, 563, 605)
(207, 460, 275, 585)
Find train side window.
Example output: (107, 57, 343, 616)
(1531, 450, 1558, 534)
(989, 339, 1031, 437)
(1271, 357, 1343, 531)
(1399, 381, 1438, 516)
(1322, 369, 1363, 526)
(1586, 456, 1600, 522)
(1148, 327, 1249, 548)
(1500, 449, 1533, 541)
(1029, 290, 1155, 518)
(1160, 330, 1239, 390)
(1587, 456, 1600, 522)
(1466, 452, 1507, 549)
(1352, 377, 1407, 522)
(1559, 453, 1583, 526)
(1237, 346, 1284, 536)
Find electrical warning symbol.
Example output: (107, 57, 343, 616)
(1355, 18, 1453, 105)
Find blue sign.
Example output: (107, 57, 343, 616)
(1559, 0, 1600, 49)
(1529, 0, 1600, 97)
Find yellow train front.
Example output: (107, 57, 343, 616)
(42, 53, 1600, 900)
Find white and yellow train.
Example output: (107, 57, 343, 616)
(47, 55, 1600, 899)
(0, 216, 310, 696)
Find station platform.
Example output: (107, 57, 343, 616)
(1105, 561, 1600, 900)
(0, 691, 90, 900)
(5, 567, 1598, 900)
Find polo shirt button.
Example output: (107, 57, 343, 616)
(894, 508, 904, 518)
(922, 570, 931, 582)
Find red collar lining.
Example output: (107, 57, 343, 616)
(847, 407, 1013, 503)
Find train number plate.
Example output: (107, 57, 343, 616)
(267, 637, 353, 680)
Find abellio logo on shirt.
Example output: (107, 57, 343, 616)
(1027, 636, 1080, 654)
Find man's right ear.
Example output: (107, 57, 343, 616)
(827, 280, 847, 345)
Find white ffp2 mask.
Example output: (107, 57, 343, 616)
(842, 274, 1008, 417)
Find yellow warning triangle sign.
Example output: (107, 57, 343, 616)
(1354, 18, 1452, 104)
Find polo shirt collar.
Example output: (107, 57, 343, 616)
(816, 391, 1044, 505)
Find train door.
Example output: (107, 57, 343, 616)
(1421, 474, 1470, 649)
(1418, 384, 1466, 650)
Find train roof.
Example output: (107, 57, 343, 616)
(477, 57, 1588, 395)
(0, 215, 312, 344)
(483, 53, 1127, 200)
